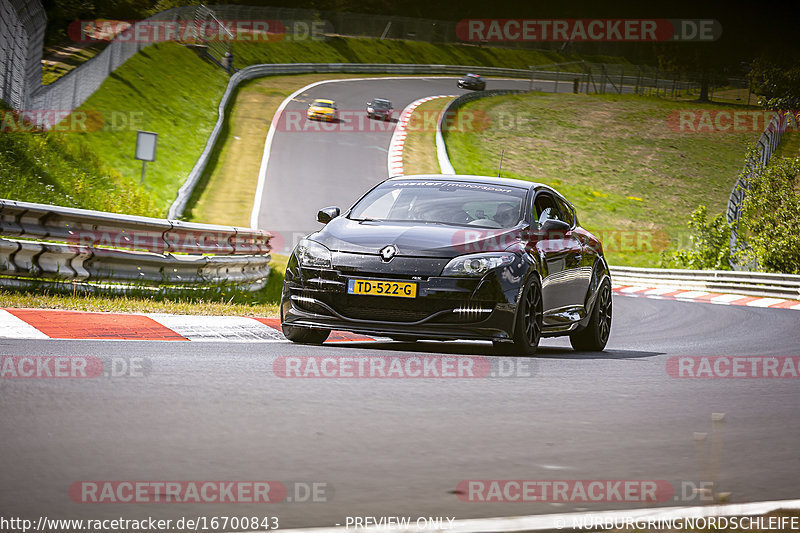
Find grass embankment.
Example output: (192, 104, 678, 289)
(442, 93, 759, 267)
(1, 42, 228, 217)
(230, 37, 626, 71)
(400, 97, 454, 176)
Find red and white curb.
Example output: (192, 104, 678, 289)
(388, 94, 456, 177)
(0, 308, 376, 342)
(613, 284, 800, 310)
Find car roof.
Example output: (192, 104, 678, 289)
(387, 174, 546, 191)
(465, 73, 481, 77)
(312, 99, 335, 104)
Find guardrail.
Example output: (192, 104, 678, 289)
(610, 265, 800, 301)
(1, 199, 271, 292)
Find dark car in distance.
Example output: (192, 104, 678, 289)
(366, 98, 393, 120)
(457, 73, 486, 90)
(280, 175, 612, 355)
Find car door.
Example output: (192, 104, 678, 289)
(531, 191, 585, 324)
(554, 195, 594, 313)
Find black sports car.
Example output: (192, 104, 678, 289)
(366, 98, 393, 120)
(280, 175, 611, 354)
(457, 73, 486, 90)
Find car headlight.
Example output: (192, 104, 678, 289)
(296, 239, 332, 269)
(442, 253, 515, 277)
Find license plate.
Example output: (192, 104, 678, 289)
(347, 279, 417, 298)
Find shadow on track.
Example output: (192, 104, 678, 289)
(323, 340, 662, 360)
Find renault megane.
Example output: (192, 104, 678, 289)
(280, 175, 612, 354)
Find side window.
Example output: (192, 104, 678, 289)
(533, 192, 563, 227)
(555, 197, 575, 228)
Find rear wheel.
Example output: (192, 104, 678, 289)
(499, 277, 543, 356)
(569, 277, 612, 351)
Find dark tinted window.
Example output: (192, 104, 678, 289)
(555, 197, 575, 227)
(533, 192, 565, 227)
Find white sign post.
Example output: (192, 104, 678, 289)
(135, 131, 158, 184)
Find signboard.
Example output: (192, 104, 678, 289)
(135, 131, 157, 162)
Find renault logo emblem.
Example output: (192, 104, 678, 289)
(379, 245, 397, 262)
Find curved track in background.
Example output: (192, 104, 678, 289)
(1, 76, 798, 530)
(254, 77, 530, 253)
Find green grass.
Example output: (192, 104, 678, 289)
(71, 43, 230, 216)
(775, 131, 800, 158)
(231, 36, 628, 71)
(1, 42, 228, 217)
(0, 103, 157, 214)
(443, 92, 760, 266)
(401, 97, 453, 175)
(42, 42, 105, 85)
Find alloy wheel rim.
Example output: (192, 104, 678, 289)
(524, 282, 543, 346)
(597, 283, 612, 343)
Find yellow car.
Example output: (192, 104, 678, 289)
(306, 99, 338, 122)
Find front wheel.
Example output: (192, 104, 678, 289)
(282, 323, 331, 344)
(504, 276, 543, 356)
(569, 277, 612, 351)
(281, 304, 331, 344)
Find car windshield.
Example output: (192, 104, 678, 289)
(313, 101, 334, 108)
(349, 180, 527, 228)
(372, 100, 391, 108)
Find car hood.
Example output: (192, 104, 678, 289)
(309, 106, 334, 114)
(311, 217, 524, 258)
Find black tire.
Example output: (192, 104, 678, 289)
(282, 322, 330, 344)
(569, 277, 612, 351)
(280, 304, 331, 344)
(502, 276, 543, 356)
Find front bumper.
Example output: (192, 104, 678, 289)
(281, 253, 524, 341)
(307, 113, 335, 121)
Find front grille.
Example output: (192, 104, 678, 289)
(314, 293, 494, 324)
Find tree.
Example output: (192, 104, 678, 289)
(748, 52, 800, 110)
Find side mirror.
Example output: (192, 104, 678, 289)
(540, 218, 571, 233)
(366, 101, 372, 106)
(317, 206, 340, 224)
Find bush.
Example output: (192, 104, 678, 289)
(737, 156, 800, 274)
(660, 205, 732, 270)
